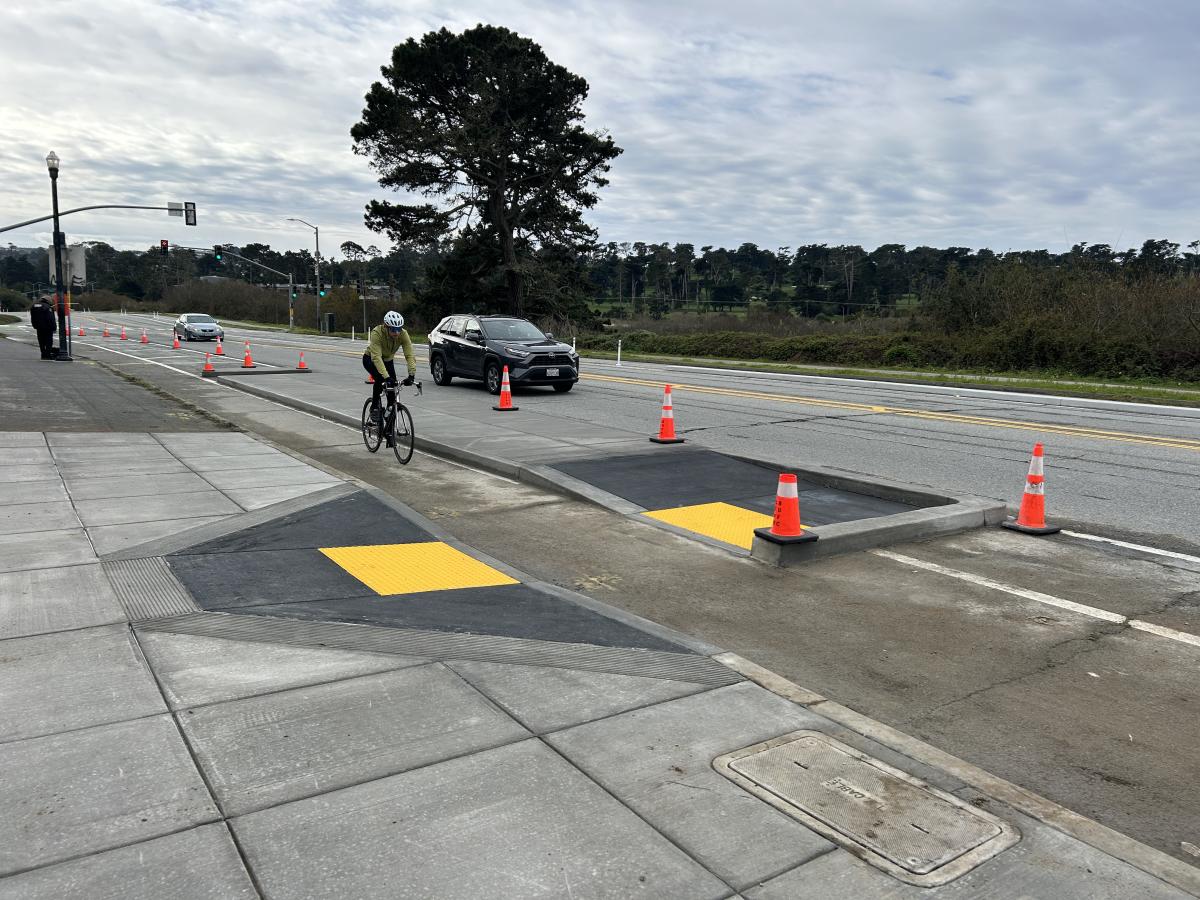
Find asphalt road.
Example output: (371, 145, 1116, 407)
(18, 311, 1200, 869)
(72, 309, 1200, 551)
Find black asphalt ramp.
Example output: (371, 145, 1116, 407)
(552, 449, 921, 523)
(231, 584, 687, 652)
(165, 489, 692, 653)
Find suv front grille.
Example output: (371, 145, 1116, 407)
(527, 353, 573, 367)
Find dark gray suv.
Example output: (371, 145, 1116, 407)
(428, 315, 579, 394)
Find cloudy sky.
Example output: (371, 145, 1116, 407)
(2, 0, 1196, 259)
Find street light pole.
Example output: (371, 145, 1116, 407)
(286, 217, 320, 331)
(46, 152, 72, 361)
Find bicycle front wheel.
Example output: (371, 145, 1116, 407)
(391, 403, 415, 464)
(361, 398, 382, 453)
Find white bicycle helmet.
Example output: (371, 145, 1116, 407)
(383, 310, 404, 329)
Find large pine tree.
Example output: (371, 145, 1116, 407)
(352, 25, 622, 316)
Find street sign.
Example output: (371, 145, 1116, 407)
(168, 201, 183, 217)
(184, 201, 197, 226)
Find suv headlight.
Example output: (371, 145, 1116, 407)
(505, 346, 531, 358)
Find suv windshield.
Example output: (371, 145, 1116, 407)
(482, 319, 545, 341)
(185, 315, 216, 323)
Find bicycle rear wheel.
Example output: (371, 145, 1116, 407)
(361, 398, 382, 452)
(391, 403, 415, 464)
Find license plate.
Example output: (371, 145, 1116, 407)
(545, 367, 559, 377)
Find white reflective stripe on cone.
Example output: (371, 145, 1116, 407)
(776, 480, 799, 499)
(1029, 454, 1044, 477)
(1025, 482, 1045, 495)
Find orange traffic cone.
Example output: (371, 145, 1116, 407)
(201, 352, 217, 377)
(492, 365, 519, 411)
(1002, 442, 1061, 535)
(172, 334, 181, 349)
(241, 341, 257, 368)
(754, 473, 818, 545)
(102, 325, 111, 338)
(77, 325, 85, 336)
(214, 336, 225, 356)
(140, 328, 149, 344)
(649, 384, 685, 444)
(120, 325, 128, 340)
(296, 352, 310, 372)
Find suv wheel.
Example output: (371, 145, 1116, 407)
(485, 360, 502, 395)
(431, 354, 452, 386)
(553, 382, 574, 393)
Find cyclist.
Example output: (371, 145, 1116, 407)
(362, 310, 416, 423)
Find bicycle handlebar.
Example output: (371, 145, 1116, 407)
(383, 380, 422, 397)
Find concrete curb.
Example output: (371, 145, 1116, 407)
(751, 500, 1007, 566)
(716, 652, 1200, 898)
(214, 375, 1007, 565)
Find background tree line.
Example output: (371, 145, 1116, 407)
(4, 237, 1200, 381)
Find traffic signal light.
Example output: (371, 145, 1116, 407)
(318, 284, 326, 297)
(160, 239, 169, 256)
(291, 288, 298, 299)
(356, 277, 364, 296)
(212, 246, 222, 261)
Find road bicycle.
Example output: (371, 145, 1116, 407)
(361, 380, 420, 464)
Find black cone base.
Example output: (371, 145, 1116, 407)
(1000, 520, 1060, 535)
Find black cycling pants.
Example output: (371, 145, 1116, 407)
(362, 353, 395, 407)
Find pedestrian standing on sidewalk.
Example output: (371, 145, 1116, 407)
(30, 297, 57, 359)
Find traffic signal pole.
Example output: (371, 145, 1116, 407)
(180, 245, 297, 329)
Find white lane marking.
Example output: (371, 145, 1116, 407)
(75, 339, 515, 483)
(871, 549, 1128, 623)
(1063, 531, 1200, 566)
(1128, 620, 1200, 648)
(75, 340, 204, 380)
(872, 549, 1200, 651)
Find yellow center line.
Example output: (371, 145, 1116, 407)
(582, 372, 1200, 452)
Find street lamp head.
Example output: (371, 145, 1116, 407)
(46, 151, 60, 173)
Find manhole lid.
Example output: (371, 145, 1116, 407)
(714, 731, 1019, 886)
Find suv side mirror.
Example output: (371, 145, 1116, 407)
(465, 328, 483, 343)
(544, 332, 554, 340)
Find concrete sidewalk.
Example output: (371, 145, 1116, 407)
(0, 426, 1195, 898)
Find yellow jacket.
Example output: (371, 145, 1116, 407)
(367, 325, 416, 379)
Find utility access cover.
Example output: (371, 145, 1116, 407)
(714, 731, 1019, 886)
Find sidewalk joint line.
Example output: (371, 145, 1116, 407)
(125, 625, 270, 897)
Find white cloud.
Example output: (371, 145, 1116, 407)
(1, 0, 1197, 258)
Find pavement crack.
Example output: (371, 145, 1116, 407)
(903, 628, 1121, 725)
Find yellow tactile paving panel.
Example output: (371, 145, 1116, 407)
(320, 542, 519, 595)
(643, 501, 783, 550)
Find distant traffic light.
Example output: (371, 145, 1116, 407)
(160, 239, 169, 256)
(318, 284, 326, 297)
(212, 245, 222, 261)
(356, 277, 364, 296)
